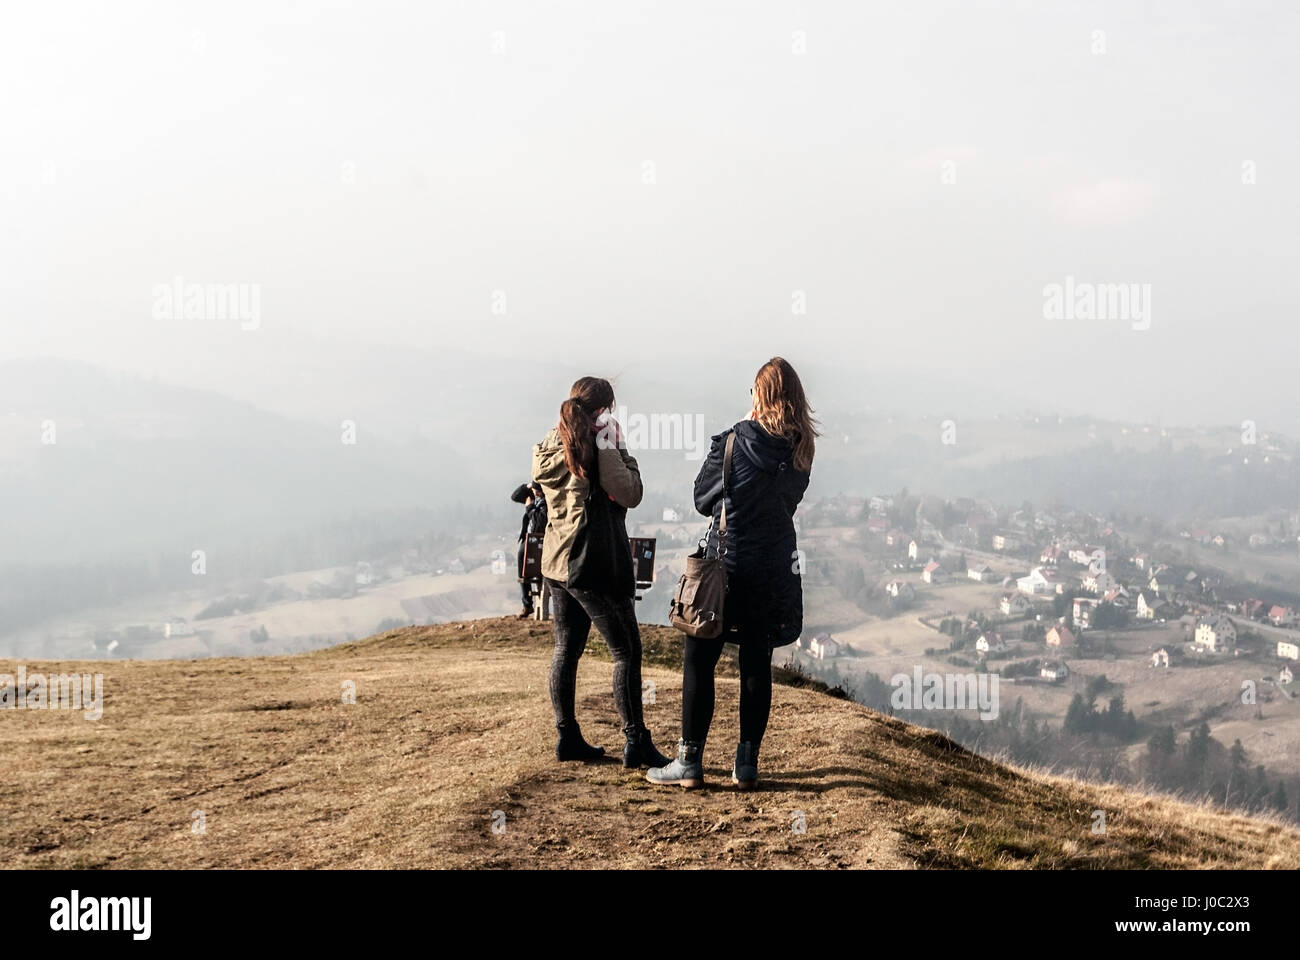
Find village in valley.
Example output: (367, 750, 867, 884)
(674, 486, 1300, 818)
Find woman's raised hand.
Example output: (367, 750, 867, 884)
(594, 410, 625, 449)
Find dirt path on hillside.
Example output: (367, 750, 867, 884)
(439, 651, 915, 869)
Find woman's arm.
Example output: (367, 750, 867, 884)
(692, 432, 727, 516)
(597, 446, 643, 508)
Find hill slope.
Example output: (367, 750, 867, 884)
(2, 617, 1297, 869)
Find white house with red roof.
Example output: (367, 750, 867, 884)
(1102, 586, 1130, 608)
(1018, 566, 1066, 596)
(1269, 605, 1297, 627)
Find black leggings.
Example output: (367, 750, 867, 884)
(546, 578, 644, 739)
(682, 629, 772, 745)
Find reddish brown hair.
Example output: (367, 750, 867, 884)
(752, 357, 818, 472)
(557, 376, 615, 480)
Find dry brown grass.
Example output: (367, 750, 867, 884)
(2, 617, 1297, 869)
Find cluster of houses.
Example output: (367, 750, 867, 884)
(861, 492, 1300, 680)
(959, 619, 1073, 683)
(793, 492, 1300, 690)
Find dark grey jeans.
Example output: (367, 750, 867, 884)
(546, 578, 644, 740)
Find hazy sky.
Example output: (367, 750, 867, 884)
(3, 0, 1297, 431)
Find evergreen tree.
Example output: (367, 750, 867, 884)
(1064, 694, 1093, 735)
(1147, 725, 1176, 759)
(1186, 722, 1211, 769)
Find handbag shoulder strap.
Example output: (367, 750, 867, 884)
(583, 449, 600, 501)
(718, 432, 735, 547)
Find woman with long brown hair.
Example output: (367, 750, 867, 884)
(649, 357, 817, 789)
(531, 377, 672, 768)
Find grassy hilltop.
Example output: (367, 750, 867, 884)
(2, 617, 1297, 869)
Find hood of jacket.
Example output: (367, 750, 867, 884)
(732, 418, 795, 474)
(533, 429, 574, 487)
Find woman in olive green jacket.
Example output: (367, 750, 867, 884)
(532, 376, 671, 769)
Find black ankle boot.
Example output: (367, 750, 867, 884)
(622, 727, 672, 769)
(555, 721, 605, 762)
(733, 741, 760, 790)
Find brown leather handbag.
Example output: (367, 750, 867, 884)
(669, 433, 734, 638)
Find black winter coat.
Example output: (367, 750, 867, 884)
(510, 484, 547, 542)
(694, 419, 810, 648)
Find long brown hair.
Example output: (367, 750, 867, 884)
(557, 376, 615, 480)
(752, 357, 818, 472)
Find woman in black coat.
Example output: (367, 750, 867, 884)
(648, 357, 817, 790)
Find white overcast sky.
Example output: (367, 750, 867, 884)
(2, 0, 1297, 430)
